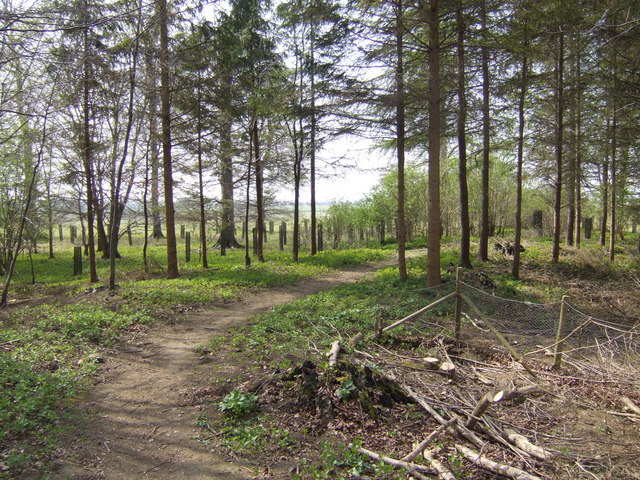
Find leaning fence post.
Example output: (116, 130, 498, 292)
(454, 267, 463, 342)
(553, 295, 568, 369)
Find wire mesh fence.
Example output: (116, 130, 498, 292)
(387, 278, 640, 379)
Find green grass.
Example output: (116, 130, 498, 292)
(221, 259, 454, 360)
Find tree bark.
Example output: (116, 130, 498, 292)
(219, 71, 240, 249)
(600, 129, 609, 247)
(574, 45, 582, 248)
(512, 51, 528, 279)
(609, 111, 617, 261)
(196, 82, 208, 268)
(159, 0, 179, 279)
(552, 32, 564, 264)
(82, 0, 98, 283)
(396, 0, 408, 281)
(146, 46, 164, 239)
(310, 34, 318, 256)
(478, 0, 491, 262)
(109, 7, 140, 290)
(456, 0, 471, 269)
(426, 0, 441, 286)
(253, 119, 265, 262)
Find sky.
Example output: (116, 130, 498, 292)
(275, 135, 394, 204)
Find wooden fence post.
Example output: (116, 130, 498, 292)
(59, 224, 64, 242)
(553, 296, 568, 369)
(454, 267, 463, 342)
(185, 231, 191, 262)
(73, 246, 82, 275)
(252, 228, 257, 255)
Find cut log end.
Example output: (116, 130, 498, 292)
(327, 341, 341, 368)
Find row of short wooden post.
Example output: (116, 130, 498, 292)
(71, 221, 325, 274)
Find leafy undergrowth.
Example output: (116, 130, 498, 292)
(0, 247, 387, 476)
(0, 303, 153, 473)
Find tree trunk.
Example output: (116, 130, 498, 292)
(159, 0, 179, 278)
(46, 158, 55, 259)
(479, 0, 491, 263)
(456, 0, 471, 269)
(512, 53, 527, 279)
(145, 47, 164, 239)
(143, 140, 150, 273)
(219, 71, 240, 249)
(609, 112, 617, 261)
(574, 47, 582, 248)
(426, 0, 441, 286)
(109, 10, 140, 291)
(600, 126, 609, 248)
(565, 36, 578, 247)
(82, 1, 98, 283)
(310, 35, 318, 256)
(396, 0, 407, 281)
(552, 32, 564, 264)
(253, 119, 265, 262)
(196, 83, 208, 268)
(245, 133, 252, 269)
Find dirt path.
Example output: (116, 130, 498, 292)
(49, 254, 412, 480)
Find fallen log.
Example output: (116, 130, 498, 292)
(503, 429, 552, 460)
(423, 448, 457, 480)
(455, 444, 543, 480)
(621, 396, 640, 416)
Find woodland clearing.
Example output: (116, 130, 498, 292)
(1, 244, 639, 480)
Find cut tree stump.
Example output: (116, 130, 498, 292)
(327, 341, 341, 368)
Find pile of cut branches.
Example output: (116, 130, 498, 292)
(319, 330, 640, 480)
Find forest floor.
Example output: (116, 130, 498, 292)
(9, 246, 640, 480)
(39, 252, 415, 480)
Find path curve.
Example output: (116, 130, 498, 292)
(49, 253, 417, 479)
